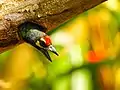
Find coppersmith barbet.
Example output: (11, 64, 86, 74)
(18, 21, 59, 62)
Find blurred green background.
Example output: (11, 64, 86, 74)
(0, 0, 120, 90)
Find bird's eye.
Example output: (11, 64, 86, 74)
(40, 40, 47, 47)
(35, 37, 51, 48)
(35, 40, 47, 48)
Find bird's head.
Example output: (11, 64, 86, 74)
(18, 21, 59, 62)
(35, 34, 59, 60)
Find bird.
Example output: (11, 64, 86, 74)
(18, 21, 59, 62)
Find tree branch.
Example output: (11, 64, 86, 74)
(0, 0, 107, 53)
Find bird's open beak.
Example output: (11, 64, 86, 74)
(41, 45, 59, 62)
(40, 48, 52, 62)
(34, 44, 58, 62)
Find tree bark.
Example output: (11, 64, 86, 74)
(0, 0, 107, 53)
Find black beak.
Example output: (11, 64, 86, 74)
(40, 48, 52, 62)
(34, 45, 58, 62)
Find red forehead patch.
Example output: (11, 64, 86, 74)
(44, 36, 52, 46)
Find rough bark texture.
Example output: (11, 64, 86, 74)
(0, 0, 107, 53)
